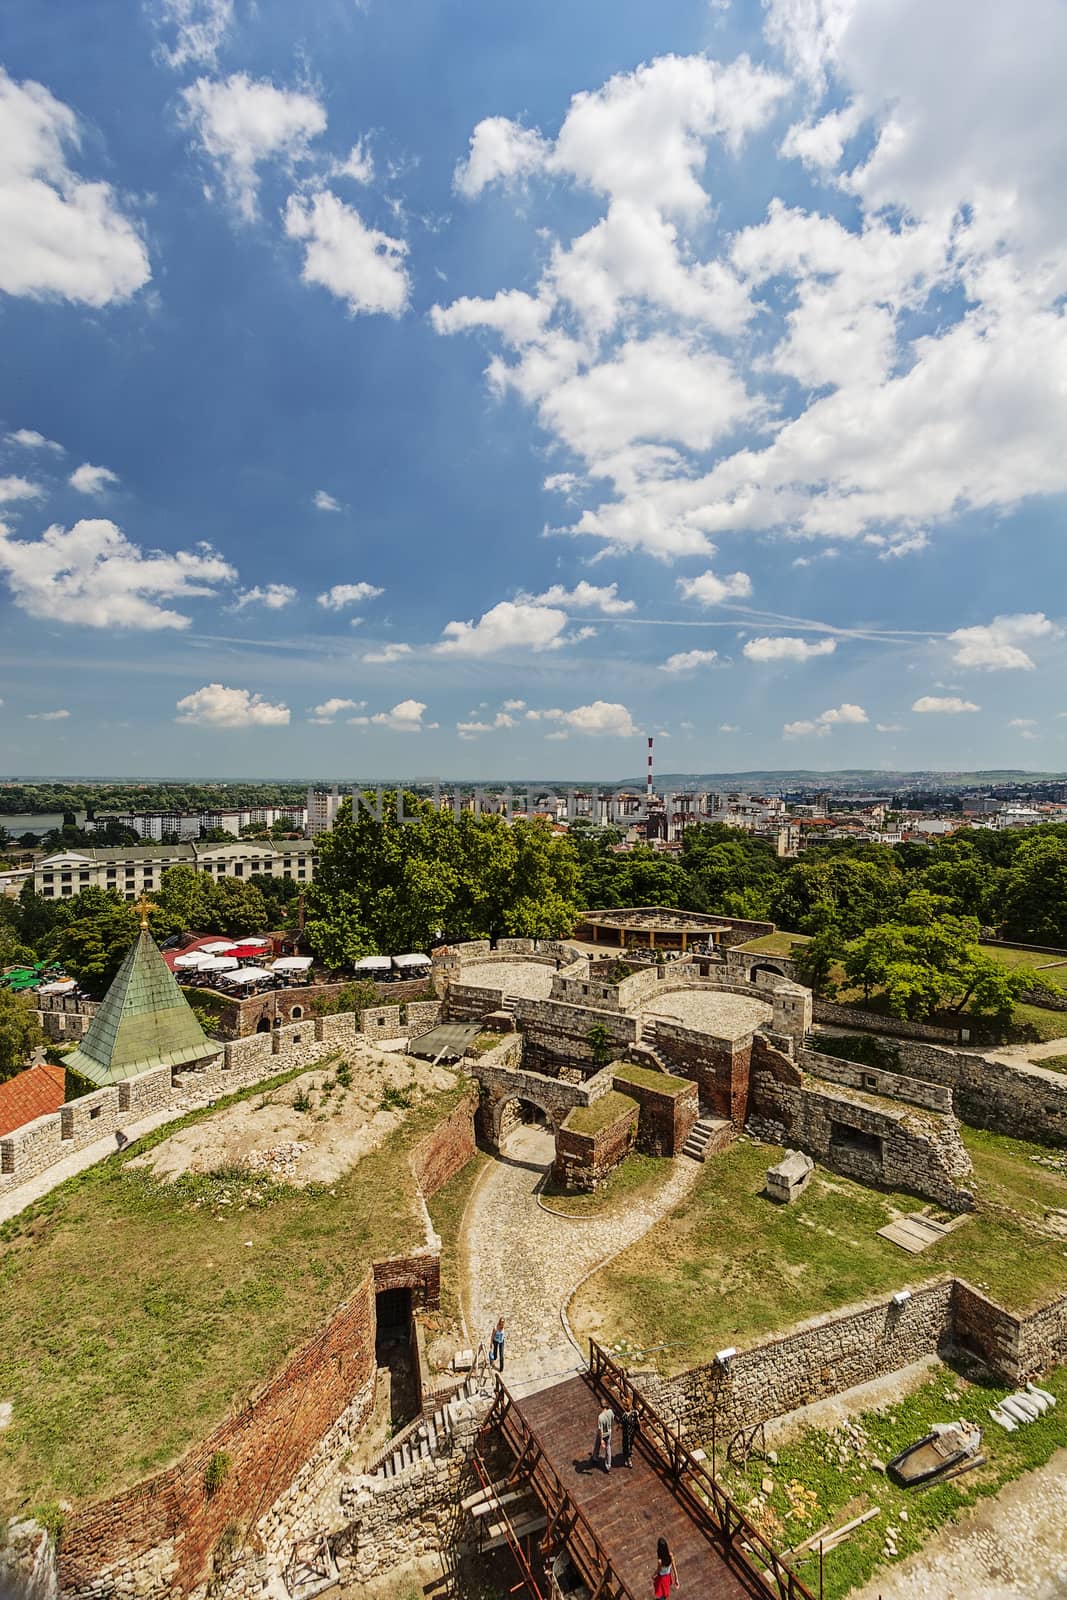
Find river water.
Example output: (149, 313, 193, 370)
(1, 812, 86, 835)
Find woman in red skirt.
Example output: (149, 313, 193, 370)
(653, 1537, 679, 1597)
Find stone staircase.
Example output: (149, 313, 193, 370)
(370, 1377, 481, 1480)
(628, 1040, 672, 1074)
(500, 993, 520, 1018)
(681, 1112, 733, 1163)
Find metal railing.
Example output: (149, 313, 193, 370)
(475, 1380, 634, 1600)
(587, 1340, 817, 1600)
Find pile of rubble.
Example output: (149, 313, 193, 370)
(247, 1142, 309, 1181)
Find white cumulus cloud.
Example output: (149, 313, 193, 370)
(313, 489, 341, 512)
(347, 699, 435, 732)
(284, 190, 410, 317)
(678, 567, 753, 605)
(435, 599, 589, 657)
(176, 683, 290, 726)
(362, 642, 413, 664)
(912, 695, 981, 714)
(660, 649, 719, 673)
(453, 118, 549, 199)
(316, 581, 383, 611)
(525, 581, 635, 615)
(0, 519, 236, 629)
(155, 0, 234, 69)
(26, 707, 70, 721)
(0, 68, 150, 306)
(0, 477, 43, 505)
(233, 583, 295, 610)
(784, 701, 868, 738)
(181, 74, 326, 220)
(69, 462, 119, 495)
(526, 701, 636, 737)
(5, 429, 63, 452)
(309, 697, 364, 724)
(947, 612, 1057, 672)
(743, 635, 836, 662)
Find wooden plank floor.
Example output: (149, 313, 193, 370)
(513, 1375, 768, 1599)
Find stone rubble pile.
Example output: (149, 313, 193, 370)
(247, 1142, 309, 1180)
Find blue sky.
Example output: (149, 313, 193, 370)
(1, 0, 1066, 779)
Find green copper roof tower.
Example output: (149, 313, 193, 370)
(65, 905, 214, 1088)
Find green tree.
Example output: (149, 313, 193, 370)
(791, 926, 841, 995)
(156, 864, 213, 934)
(1001, 835, 1067, 945)
(771, 854, 904, 939)
(842, 914, 1024, 1022)
(586, 1022, 613, 1069)
(45, 906, 140, 998)
(204, 877, 270, 937)
(0, 990, 44, 1083)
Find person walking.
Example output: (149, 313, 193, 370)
(619, 1397, 640, 1468)
(489, 1317, 506, 1372)
(592, 1403, 615, 1472)
(653, 1537, 679, 1597)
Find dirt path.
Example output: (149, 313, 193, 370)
(461, 1127, 701, 1393)
(850, 1449, 1067, 1600)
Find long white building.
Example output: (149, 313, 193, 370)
(32, 840, 318, 901)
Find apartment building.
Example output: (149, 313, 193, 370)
(32, 840, 318, 900)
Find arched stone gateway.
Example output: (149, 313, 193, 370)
(750, 961, 788, 982)
(496, 1094, 553, 1150)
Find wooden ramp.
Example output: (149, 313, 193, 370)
(474, 1341, 814, 1600)
(877, 1211, 962, 1253)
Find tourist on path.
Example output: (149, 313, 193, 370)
(489, 1316, 506, 1371)
(653, 1537, 679, 1597)
(592, 1403, 615, 1471)
(619, 1397, 640, 1468)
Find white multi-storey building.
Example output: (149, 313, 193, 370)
(307, 786, 343, 836)
(32, 840, 318, 901)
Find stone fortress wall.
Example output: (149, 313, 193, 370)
(1, 1003, 443, 1197)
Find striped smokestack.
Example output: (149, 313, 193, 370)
(647, 735, 654, 803)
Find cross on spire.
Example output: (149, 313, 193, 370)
(133, 892, 158, 931)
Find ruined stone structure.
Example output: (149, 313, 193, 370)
(440, 936, 980, 1209)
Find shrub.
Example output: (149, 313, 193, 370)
(292, 1088, 313, 1113)
(203, 1450, 231, 1497)
(335, 1062, 352, 1089)
(814, 1033, 900, 1070)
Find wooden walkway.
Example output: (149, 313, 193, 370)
(514, 1373, 766, 1598)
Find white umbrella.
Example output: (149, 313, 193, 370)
(37, 978, 77, 995)
(392, 953, 431, 971)
(218, 965, 273, 986)
(174, 952, 211, 969)
(271, 956, 312, 973)
(198, 941, 235, 954)
(354, 956, 391, 974)
(198, 954, 240, 972)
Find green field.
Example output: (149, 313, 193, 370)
(738, 931, 810, 955)
(569, 1130, 1067, 1375)
(980, 944, 1067, 988)
(0, 1075, 473, 1520)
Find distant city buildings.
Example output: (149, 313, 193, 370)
(90, 804, 307, 840)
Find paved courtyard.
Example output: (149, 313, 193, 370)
(460, 958, 559, 1000)
(461, 1125, 701, 1392)
(640, 987, 773, 1040)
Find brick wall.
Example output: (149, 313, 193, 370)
(611, 1066, 699, 1155)
(646, 1019, 754, 1128)
(409, 1088, 478, 1198)
(60, 1269, 380, 1599)
(552, 1095, 639, 1191)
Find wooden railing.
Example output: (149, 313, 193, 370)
(587, 1340, 817, 1600)
(475, 1380, 634, 1600)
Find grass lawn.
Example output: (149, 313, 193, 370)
(540, 1152, 675, 1217)
(980, 945, 1067, 989)
(1010, 1002, 1067, 1043)
(1032, 1054, 1067, 1073)
(568, 1133, 1067, 1375)
(0, 1074, 473, 1520)
(563, 1090, 638, 1136)
(465, 1032, 508, 1058)
(612, 1062, 691, 1096)
(738, 931, 809, 955)
(717, 1362, 1067, 1600)
(425, 1148, 492, 1329)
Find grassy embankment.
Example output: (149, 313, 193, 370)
(718, 1362, 1067, 1600)
(569, 1129, 1067, 1373)
(0, 1070, 473, 1521)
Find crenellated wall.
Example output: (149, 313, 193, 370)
(1, 1004, 441, 1203)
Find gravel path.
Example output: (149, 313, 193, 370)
(461, 1126, 701, 1393)
(640, 988, 772, 1041)
(851, 1450, 1067, 1600)
(462, 959, 558, 1000)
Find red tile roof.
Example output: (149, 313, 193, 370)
(0, 1060, 66, 1137)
